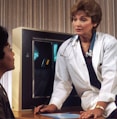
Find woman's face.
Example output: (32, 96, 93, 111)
(0, 43, 15, 72)
(72, 10, 97, 37)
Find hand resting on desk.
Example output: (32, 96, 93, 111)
(34, 104, 57, 114)
(34, 105, 106, 119)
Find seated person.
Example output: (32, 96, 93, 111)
(0, 26, 15, 119)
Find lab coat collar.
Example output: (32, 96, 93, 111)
(71, 35, 79, 46)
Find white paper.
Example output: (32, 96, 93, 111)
(40, 113, 80, 119)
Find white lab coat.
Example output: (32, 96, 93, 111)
(49, 32, 117, 117)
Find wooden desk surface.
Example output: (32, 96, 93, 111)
(13, 107, 105, 119)
(14, 110, 53, 119)
(13, 107, 81, 119)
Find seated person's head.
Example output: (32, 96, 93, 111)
(0, 26, 15, 74)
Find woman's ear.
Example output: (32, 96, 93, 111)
(93, 23, 98, 28)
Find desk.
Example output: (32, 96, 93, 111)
(14, 111, 52, 119)
(13, 107, 105, 119)
(13, 107, 81, 119)
(14, 111, 81, 119)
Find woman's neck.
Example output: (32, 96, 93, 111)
(79, 34, 92, 54)
(79, 33, 92, 43)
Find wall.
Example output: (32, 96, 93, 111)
(0, 0, 117, 42)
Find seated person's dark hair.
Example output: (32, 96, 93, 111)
(0, 26, 8, 59)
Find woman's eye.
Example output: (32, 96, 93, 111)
(73, 17, 77, 21)
(80, 17, 87, 22)
(72, 17, 88, 22)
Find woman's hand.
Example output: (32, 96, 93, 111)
(79, 108, 104, 119)
(34, 104, 57, 114)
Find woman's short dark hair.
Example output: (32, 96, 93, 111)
(71, 0, 102, 30)
(0, 26, 8, 59)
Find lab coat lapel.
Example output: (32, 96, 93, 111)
(92, 34, 103, 72)
(73, 41, 90, 82)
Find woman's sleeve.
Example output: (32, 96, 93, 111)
(98, 36, 117, 102)
(49, 44, 73, 109)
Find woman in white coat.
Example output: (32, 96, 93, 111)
(34, 0, 117, 118)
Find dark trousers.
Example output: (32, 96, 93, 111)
(107, 98, 117, 118)
(107, 109, 117, 118)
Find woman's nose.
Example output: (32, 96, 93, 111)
(75, 20, 81, 26)
(73, 20, 81, 27)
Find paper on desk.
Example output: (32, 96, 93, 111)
(40, 113, 80, 119)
